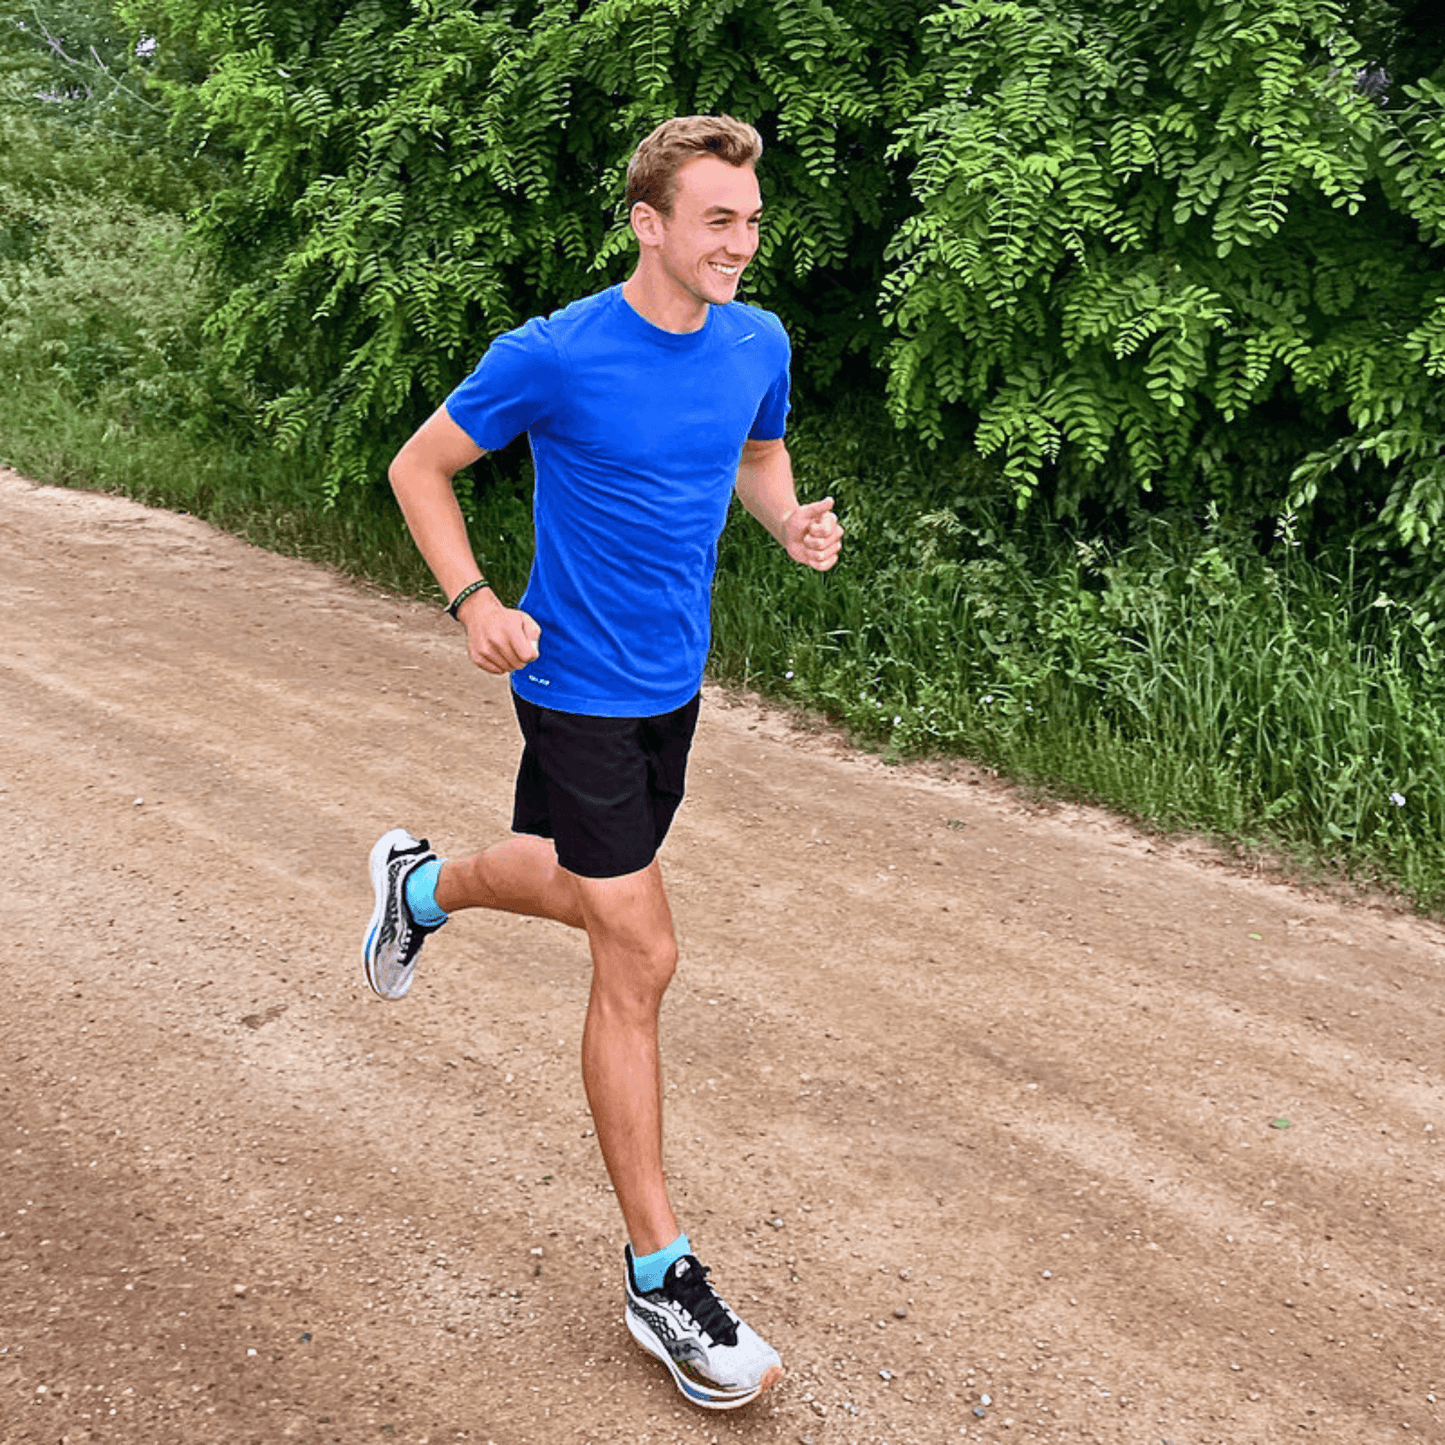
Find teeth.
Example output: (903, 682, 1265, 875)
(710, 263, 738, 275)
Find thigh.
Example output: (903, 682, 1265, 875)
(510, 693, 660, 880)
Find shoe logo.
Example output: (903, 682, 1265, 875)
(632, 1301, 708, 1366)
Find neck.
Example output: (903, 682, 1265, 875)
(621, 269, 709, 335)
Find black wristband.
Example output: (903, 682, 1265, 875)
(445, 578, 489, 620)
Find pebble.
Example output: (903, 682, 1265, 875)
(894, 1306, 908, 1319)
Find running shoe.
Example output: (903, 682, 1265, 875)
(362, 828, 439, 1000)
(624, 1247, 783, 1410)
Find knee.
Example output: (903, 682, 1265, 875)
(591, 932, 677, 1014)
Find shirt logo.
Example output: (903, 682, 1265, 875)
(526, 673, 551, 687)
(734, 332, 756, 345)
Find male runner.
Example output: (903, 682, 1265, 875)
(362, 114, 842, 1411)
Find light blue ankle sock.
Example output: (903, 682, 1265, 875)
(633, 1233, 691, 1293)
(404, 858, 448, 928)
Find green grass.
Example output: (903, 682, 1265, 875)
(0, 369, 533, 605)
(6, 369, 1445, 912)
(712, 408, 1445, 910)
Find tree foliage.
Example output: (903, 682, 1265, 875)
(123, 0, 925, 492)
(0, 4, 217, 421)
(117, 0, 1445, 552)
(883, 0, 1445, 547)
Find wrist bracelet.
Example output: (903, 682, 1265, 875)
(445, 578, 489, 620)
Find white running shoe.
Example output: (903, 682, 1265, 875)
(624, 1248, 783, 1410)
(362, 828, 440, 1000)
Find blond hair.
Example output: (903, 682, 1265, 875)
(625, 115, 763, 217)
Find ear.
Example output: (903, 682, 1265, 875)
(630, 200, 666, 249)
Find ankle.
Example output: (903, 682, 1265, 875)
(404, 857, 448, 928)
(632, 1232, 690, 1292)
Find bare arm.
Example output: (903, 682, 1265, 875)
(733, 436, 843, 571)
(388, 405, 541, 673)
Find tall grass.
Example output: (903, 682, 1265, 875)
(713, 409, 1445, 907)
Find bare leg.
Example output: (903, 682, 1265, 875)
(434, 838, 680, 1253)
(575, 860, 681, 1257)
(434, 834, 585, 929)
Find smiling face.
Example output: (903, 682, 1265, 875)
(627, 154, 762, 330)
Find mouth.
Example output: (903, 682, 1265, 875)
(709, 262, 740, 278)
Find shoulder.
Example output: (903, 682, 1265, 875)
(715, 300, 790, 369)
(492, 288, 613, 354)
(720, 299, 788, 341)
(536, 287, 618, 344)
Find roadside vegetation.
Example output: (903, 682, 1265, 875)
(4, 1, 1445, 908)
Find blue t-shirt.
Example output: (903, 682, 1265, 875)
(445, 285, 791, 716)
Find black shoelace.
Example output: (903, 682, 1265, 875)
(665, 1258, 739, 1347)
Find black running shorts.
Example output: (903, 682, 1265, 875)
(510, 691, 701, 880)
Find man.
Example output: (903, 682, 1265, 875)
(362, 114, 842, 1412)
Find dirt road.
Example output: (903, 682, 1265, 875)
(1, 468, 1441, 1445)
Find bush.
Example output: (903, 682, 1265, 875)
(883, 0, 1445, 549)
(124, 0, 1445, 561)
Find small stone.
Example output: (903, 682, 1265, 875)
(894, 1306, 908, 1319)
(981, 1394, 992, 1406)
(232, 1284, 247, 1297)
(974, 1405, 988, 1418)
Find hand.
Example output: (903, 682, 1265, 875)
(457, 588, 542, 674)
(783, 496, 844, 572)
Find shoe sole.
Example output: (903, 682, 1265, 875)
(625, 1309, 782, 1410)
(362, 828, 416, 1000)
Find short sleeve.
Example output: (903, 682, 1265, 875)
(747, 321, 791, 441)
(445, 315, 562, 452)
